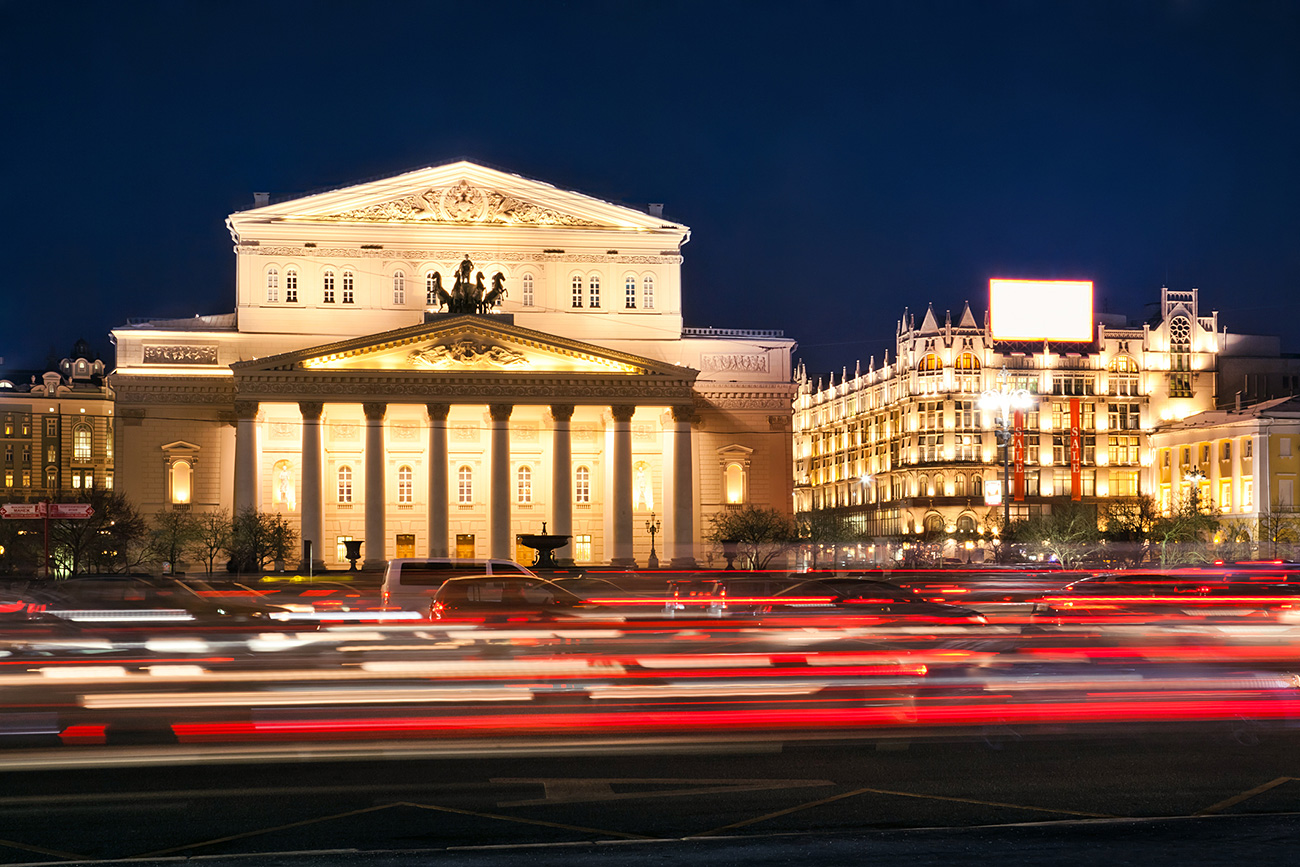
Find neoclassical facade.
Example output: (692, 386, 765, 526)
(110, 162, 795, 569)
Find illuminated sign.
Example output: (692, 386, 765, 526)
(984, 479, 1003, 507)
(989, 279, 1093, 342)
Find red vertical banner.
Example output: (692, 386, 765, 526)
(1069, 398, 1082, 501)
(1012, 410, 1025, 502)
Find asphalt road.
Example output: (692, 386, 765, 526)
(2, 728, 1299, 865)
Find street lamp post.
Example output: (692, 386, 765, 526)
(645, 511, 661, 569)
(978, 368, 1037, 533)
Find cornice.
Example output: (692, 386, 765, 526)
(234, 376, 696, 403)
(235, 246, 681, 265)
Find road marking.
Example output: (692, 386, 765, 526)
(403, 801, 654, 839)
(0, 837, 87, 860)
(133, 803, 397, 858)
(1197, 777, 1295, 815)
(690, 785, 1115, 836)
(493, 777, 833, 807)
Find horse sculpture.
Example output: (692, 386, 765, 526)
(481, 271, 508, 311)
(428, 271, 452, 313)
(471, 271, 487, 314)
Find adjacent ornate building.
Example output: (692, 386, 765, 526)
(110, 162, 795, 569)
(792, 287, 1258, 562)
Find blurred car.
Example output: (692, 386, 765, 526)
(764, 578, 986, 623)
(383, 557, 537, 612)
(24, 575, 290, 625)
(251, 580, 369, 614)
(429, 575, 608, 621)
(1030, 571, 1300, 626)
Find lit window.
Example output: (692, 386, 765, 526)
(575, 465, 591, 503)
(458, 465, 473, 504)
(517, 465, 532, 504)
(266, 267, 279, 303)
(1243, 479, 1254, 508)
(72, 473, 81, 489)
(589, 275, 601, 308)
(3, 471, 10, 487)
(73, 424, 92, 461)
(574, 534, 592, 562)
(46, 445, 56, 463)
(338, 465, 353, 504)
(426, 272, 438, 306)
(522, 273, 534, 307)
(104, 471, 113, 490)
(170, 460, 192, 504)
(625, 276, 637, 308)
(285, 267, 298, 302)
(393, 271, 406, 305)
(643, 274, 655, 309)
(725, 462, 745, 504)
(397, 464, 413, 504)
(84, 471, 93, 490)
(323, 269, 336, 304)
(342, 269, 354, 304)
(336, 535, 354, 562)
(571, 276, 583, 308)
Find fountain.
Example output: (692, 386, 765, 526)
(518, 523, 572, 570)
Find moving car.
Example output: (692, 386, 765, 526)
(382, 558, 537, 612)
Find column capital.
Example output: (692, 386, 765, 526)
(426, 402, 451, 422)
(610, 404, 636, 423)
(299, 401, 324, 420)
(234, 400, 259, 420)
(670, 404, 696, 423)
(489, 403, 514, 421)
(363, 402, 387, 421)
(549, 404, 576, 422)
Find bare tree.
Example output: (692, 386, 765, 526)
(1256, 507, 1300, 561)
(193, 509, 232, 575)
(149, 509, 200, 572)
(708, 506, 798, 570)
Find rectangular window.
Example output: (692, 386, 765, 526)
(589, 276, 601, 308)
(571, 277, 583, 308)
(22, 470, 31, 487)
(4, 445, 10, 463)
(104, 471, 113, 490)
(336, 535, 354, 563)
(1243, 479, 1254, 508)
(1111, 469, 1139, 497)
(45, 418, 56, 436)
(1245, 439, 1253, 458)
(323, 271, 335, 304)
(1108, 403, 1139, 431)
(1282, 437, 1293, 458)
(458, 466, 473, 504)
(342, 270, 355, 304)
(285, 269, 298, 303)
(574, 534, 592, 562)
(643, 276, 655, 309)
(1281, 478, 1295, 508)
(338, 467, 353, 504)
(47, 446, 57, 463)
(1219, 479, 1232, 512)
(3, 471, 10, 487)
(1108, 435, 1140, 466)
(625, 277, 637, 308)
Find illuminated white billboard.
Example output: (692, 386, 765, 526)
(989, 279, 1094, 342)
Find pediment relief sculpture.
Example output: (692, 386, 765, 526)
(408, 339, 527, 370)
(326, 179, 602, 227)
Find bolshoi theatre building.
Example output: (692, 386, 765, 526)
(109, 161, 796, 569)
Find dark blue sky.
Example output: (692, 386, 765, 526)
(3, 0, 1298, 377)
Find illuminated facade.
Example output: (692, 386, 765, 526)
(0, 343, 115, 502)
(1149, 395, 1300, 525)
(110, 162, 795, 569)
(793, 287, 1229, 561)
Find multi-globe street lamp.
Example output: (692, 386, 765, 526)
(978, 367, 1037, 533)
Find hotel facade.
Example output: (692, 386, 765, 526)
(109, 162, 795, 570)
(792, 286, 1297, 562)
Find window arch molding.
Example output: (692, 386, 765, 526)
(72, 423, 92, 462)
(265, 265, 280, 303)
(520, 271, 536, 307)
(717, 443, 754, 506)
(160, 440, 201, 508)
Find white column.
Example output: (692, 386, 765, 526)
(669, 404, 698, 567)
(363, 402, 387, 570)
(489, 404, 513, 560)
(233, 400, 259, 513)
(550, 404, 574, 565)
(426, 403, 450, 558)
(609, 404, 636, 567)
(299, 401, 324, 571)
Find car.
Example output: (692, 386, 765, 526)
(24, 575, 290, 625)
(428, 574, 605, 621)
(382, 558, 538, 612)
(1029, 571, 1300, 626)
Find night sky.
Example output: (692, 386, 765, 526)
(3, 0, 1298, 378)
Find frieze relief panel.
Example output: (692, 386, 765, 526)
(324, 180, 605, 228)
(143, 344, 220, 365)
(700, 353, 769, 374)
(512, 423, 539, 442)
(330, 423, 359, 442)
(268, 421, 298, 441)
(572, 423, 598, 443)
(391, 421, 420, 441)
(453, 423, 480, 443)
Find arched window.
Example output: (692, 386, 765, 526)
(458, 465, 473, 504)
(322, 268, 336, 304)
(266, 267, 279, 303)
(725, 462, 745, 504)
(957, 514, 976, 533)
(1109, 355, 1140, 396)
(916, 474, 927, 497)
(397, 464, 413, 504)
(45, 467, 56, 489)
(517, 465, 532, 504)
(918, 354, 944, 394)
(272, 459, 295, 510)
(337, 465, 353, 504)
(170, 460, 192, 505)
(72, 424, 92, 461)
(426, 272, 439, 306)
(570, 275, 583, 308)
(575, 465, 591, 503)
(284, 267, 298, 303)
(624, 275, 637, 309)
(972, 475, 983, 496)
(924, 513, 945, 533)
(522, 273, 535, 307)
(393, 271, 406, 305)
(954, 352, 981, 392)
(642, 273, 655, 309)
(955, 473, 967, 497)
(1169, 316, 1192, 397)
(588, 274, 601, 308)
(342, 268, 355, 304)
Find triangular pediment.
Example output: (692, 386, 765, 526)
(233, 161, 684, 232)
(232, 316, 697, 380)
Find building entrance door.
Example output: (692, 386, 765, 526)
(455, 534, 475, 559)
(395, 534, 415, 558)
